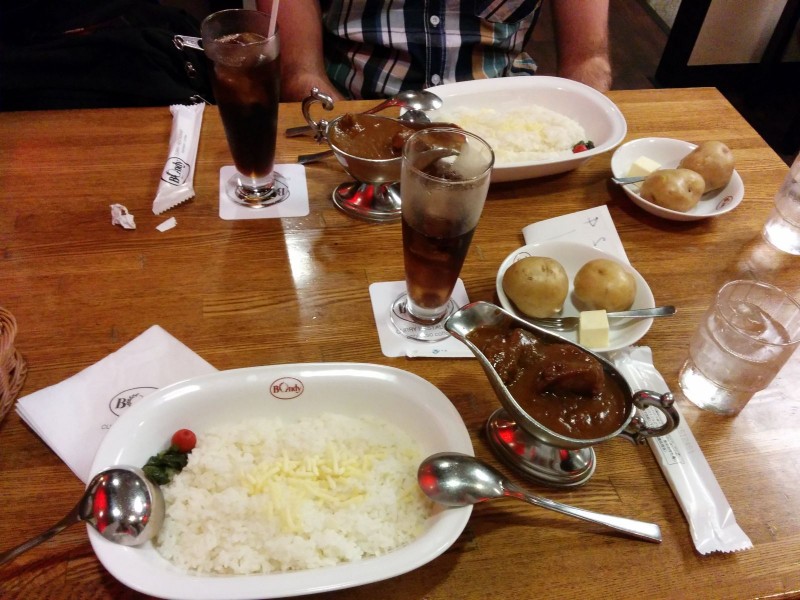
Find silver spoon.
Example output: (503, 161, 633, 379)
(286, 89, 442, 138)
(527, 305, 676, 331)
(418, 453, 662, 543)
(296, 109, 432, 165)
(0, 466, 165, 565)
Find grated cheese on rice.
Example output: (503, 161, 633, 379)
(437, 105, 587, 164)
(153, 413, 433, 575)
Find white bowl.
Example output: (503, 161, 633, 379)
(496, 241, 656, 352)
(89, 363, 473, 600)
(427, 76, 627, 182)
(610, 137, 744, 221)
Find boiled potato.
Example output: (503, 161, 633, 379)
(678, 141, 734, 192)
(639, 168, 705, 212)
(503, 256, 569, 318)
(573, 259, 636, 312)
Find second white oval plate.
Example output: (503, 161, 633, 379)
(428, 76, 627, 182)
(496, 241, 656, 352)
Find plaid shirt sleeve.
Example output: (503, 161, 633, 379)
(320, 0, 542, 99)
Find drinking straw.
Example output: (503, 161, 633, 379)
(269, 0, 280, 37)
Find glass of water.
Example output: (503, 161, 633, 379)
(679, 279, 800, 415)
(763, 153, 800, 254)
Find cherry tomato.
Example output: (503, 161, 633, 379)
(171, 429, 197, 453)
(572, 140, 595, 153)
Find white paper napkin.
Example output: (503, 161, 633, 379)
(15, 325, 217, 483)
(522, 205, 630, 264)
(219, 164, 309, 220)
(369, 280, 474, 358)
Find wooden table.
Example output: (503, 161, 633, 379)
(1, 88, 799, 600)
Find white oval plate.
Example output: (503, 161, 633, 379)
(89, 363, 474, 600)
(610, 137, 744, 221)
(427, 76, 627, 182)
(496, 241, 655, 352)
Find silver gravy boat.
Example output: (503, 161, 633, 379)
(301, 88, 403, 222)
(300, 88, 435, 223)
(445, 301, 680, 487)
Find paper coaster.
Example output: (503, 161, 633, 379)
(369, 280, 475, 358)
(219, 164, 309, 220)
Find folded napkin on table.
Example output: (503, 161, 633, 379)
(16, 325, 217, 483)
(521, 205, 629, 261)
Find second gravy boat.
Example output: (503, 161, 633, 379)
(301, 88, 406, 223)
(445, 301, 680, 487)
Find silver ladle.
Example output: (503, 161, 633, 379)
(418, 452, 662, 543)
(286, 89, 443, 138)
(0, 466, 165, 565)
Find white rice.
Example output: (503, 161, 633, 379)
(437, 105, 587, 164)
(154, 413, 433, 575)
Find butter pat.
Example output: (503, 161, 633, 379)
(579, 310, 609, 349)
(627, 156, 661, 191)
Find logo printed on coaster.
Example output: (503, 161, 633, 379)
(271, 174, 291, 202)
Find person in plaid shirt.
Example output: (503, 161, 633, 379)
(264, 0, 611, 101)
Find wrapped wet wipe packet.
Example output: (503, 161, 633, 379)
(153, 103, 205, 214)
(611, 346, 753, 554)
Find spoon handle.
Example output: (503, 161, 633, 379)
(297, 149, 334, 164)
(0, 502, 83, 565)
(611, 175, 646, 185)
(508, 488, 662, 543)
(286, 97, 399, 138)
(607, 305, 676, 319)
(286, 125, 316, 138)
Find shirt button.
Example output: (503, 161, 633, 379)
(431, 74, 441, 85)
(430, 15, 440, 26)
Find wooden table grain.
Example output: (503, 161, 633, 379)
(1, 88, 799, 600)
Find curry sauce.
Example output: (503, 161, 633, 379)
(468, 326, 628, 439)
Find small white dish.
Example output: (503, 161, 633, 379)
(496, 241, 656, 352)
(89, 363, 474, 600)
(611, 137, 744, 221)
(427, 76, 627, 182)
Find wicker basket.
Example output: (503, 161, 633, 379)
(0, 307, 27, 423)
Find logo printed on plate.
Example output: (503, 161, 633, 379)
(716, 194, 733, 209)
(108, 387, 158, 416)
(270, 377, 304, 399)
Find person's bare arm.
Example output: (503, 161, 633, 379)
(550, 0, 612, 92)
(255, 0, 343, 101)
